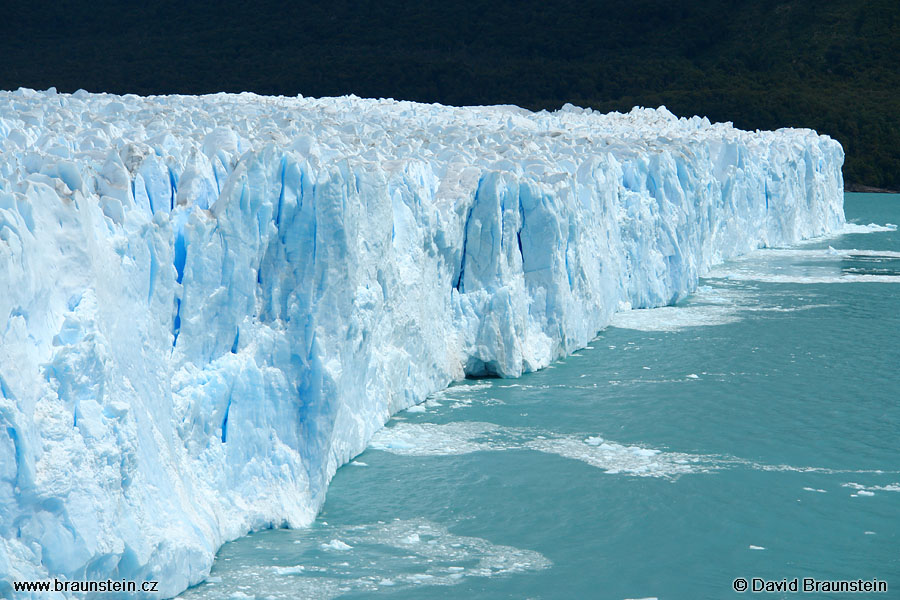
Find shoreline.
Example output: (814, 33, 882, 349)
(845, 183, 900, 194)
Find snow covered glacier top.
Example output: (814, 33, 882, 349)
(0, 89, 842, 597)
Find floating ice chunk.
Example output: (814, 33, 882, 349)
(709, 273, 900, 284)
(371, 421, 717, 477)
(321, 539, 353, 551)
(842, 482, 900, 493)
(840, 222, 897, 234)
(182, 517, 548, 599)
(610, 303, 743, 331)
(271, 565, 305, 575)
(369, 422, 511, 456)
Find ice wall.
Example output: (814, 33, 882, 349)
(0, 90, 843, 597)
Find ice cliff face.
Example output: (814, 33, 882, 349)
(0, 89, 843, 597)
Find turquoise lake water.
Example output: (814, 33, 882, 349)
(181, 193, 900, 600)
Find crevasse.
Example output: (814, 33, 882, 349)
(0, 90, 843, 598)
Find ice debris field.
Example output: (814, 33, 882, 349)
(0, 88, 844, 597)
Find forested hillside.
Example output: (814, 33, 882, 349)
(2, 0, 897, 188)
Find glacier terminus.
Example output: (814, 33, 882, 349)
(0, 89, 844, 597)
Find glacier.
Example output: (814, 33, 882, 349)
(0, 88, 843, 597)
